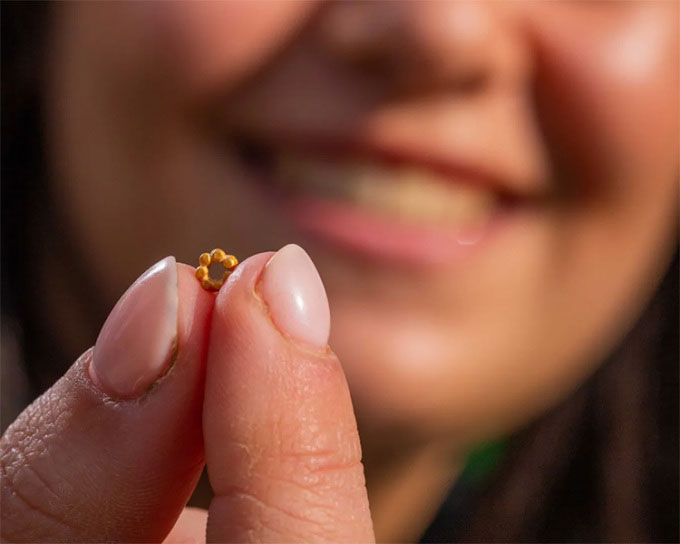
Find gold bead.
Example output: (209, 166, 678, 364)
(210, 248, 226, 264)
(201, 277, 216, 290)
(195, 266, 209, 280)
(222, 255, 239, 270)
(196, 248, 239, 292)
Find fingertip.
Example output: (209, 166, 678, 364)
(90, 256, 178, 398)
(177, 261, 216, 319)
(176, 261, 212, 303)
(212, 251, 274, 320)
(257, 244, 331, 349)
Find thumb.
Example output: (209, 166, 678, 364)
(203, 245, 374, 543)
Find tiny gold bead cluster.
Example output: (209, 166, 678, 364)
(195, 248, 239, 292)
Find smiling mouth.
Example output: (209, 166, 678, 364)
(236, 136, 510, 220)
(231, 135, 535, 266)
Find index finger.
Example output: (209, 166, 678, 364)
(1, 260, 212, 542)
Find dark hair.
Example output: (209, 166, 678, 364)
(422, 251, 679, 542)
(2, 2, 50, 326)
(2, 4, 678, 542)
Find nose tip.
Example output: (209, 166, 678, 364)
(318, 0, 523, 95)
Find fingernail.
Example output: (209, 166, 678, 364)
(258, 244, 330, 348)
(90, 256, 178, 398)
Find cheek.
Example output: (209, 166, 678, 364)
(149, 2, 318, 96)
(524, 3, 678, 353)
(528, 2, 679, 189)
(53, 2, 319, 103)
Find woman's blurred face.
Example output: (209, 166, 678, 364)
(48, 2, 678, 444)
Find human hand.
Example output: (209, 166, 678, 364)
(1, 245, 374, 543)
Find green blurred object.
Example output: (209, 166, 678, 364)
(461, 439, 507, 482)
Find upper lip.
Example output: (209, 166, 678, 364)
(231, 129, 546, 203)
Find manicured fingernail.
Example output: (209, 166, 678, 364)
(90, 256, 178, 398)
(258, 244, 330, 348)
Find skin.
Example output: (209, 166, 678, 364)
(1, 1, 678, 542)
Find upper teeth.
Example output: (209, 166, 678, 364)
(275, 153, 496, 227)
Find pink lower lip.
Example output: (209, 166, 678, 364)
(236, 140, 520, 268)
(267, 192, 506, 267)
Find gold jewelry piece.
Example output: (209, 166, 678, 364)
(195, 249, 239, 292)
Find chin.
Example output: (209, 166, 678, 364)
(328, 305, 476, 442)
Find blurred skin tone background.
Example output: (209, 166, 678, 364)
(1, 1, 678, 542)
